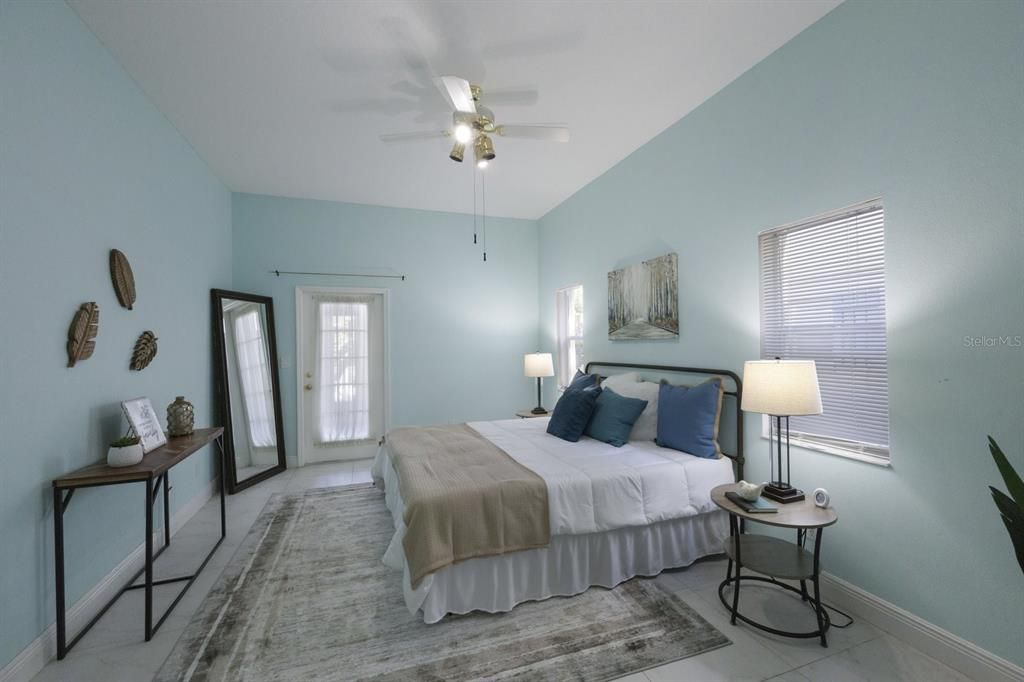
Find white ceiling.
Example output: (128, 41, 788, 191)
(71, 0, 840, 220)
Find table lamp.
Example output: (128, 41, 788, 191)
(524, 352, 554, 415)
(742, 359, 822, 503)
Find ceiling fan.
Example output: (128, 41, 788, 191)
(379, 76, 569, 168)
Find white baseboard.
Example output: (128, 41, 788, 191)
(821, 572, 1024, 682)
(0, 476, 219, 682)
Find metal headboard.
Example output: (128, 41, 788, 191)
(584, 361, 744, 481)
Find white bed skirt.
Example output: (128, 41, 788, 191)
(373, 447, 729, 623)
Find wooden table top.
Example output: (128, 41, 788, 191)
(515, 409, 550, 418)
(711, 483, 838, 529)
(53, 427, 223, 489)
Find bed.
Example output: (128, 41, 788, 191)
(371, 362, 744, 623)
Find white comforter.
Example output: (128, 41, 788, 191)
(378, 417, 734, 537)
(372, 418, 734, 619)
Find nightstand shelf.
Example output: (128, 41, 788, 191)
(725, 534, 815, 580)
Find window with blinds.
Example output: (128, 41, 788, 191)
(758, 199, 890, 463)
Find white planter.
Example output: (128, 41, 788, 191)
(107, 443, 144, 468)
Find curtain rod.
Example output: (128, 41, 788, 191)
(270, 270, 405, 281)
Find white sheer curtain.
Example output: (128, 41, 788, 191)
(233, 308, 277, 448)
(556, 285, 584, 388)
(314, 296, 373, 444)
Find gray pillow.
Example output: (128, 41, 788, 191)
(606, 380, 660, 440)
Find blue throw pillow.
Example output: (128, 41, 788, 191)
(655, 378, 724, 458)
(584, 388, 649, 447)
(566, 369, 599, 392)
(547, 386, 601, 442)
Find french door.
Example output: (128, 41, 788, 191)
(297, 287, 387, 464)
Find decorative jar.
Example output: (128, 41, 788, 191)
(167, 396, 195, 437)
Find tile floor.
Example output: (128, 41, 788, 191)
(32, 460, 972, 682)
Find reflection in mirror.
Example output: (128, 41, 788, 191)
(212, 290, 286, 493)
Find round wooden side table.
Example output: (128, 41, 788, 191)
(711, 483, 838, 647)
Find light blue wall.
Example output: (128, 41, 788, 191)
(538, 0, 1024, 665)
(232, 193, 539, 458)
(0, 0, 232, 668)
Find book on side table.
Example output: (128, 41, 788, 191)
(725, 491, 778, 514)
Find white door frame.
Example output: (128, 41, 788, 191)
(295, 286, 391, 467)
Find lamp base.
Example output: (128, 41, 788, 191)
(762, 482, 805, 504)
(530, 407, 549, 415)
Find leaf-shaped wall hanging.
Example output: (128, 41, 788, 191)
(130, 330, 158, 371)
(67, 302, 99, 368)
(109, 249, 136, 310)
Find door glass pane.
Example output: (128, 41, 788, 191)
(315, 301, 370, 443)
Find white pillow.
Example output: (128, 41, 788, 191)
(606, 380, 660, 441)
(601, 372, 641, 391)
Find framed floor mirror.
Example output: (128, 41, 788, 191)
(212, 289, 287, 493)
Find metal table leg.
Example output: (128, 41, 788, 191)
(729, 514, 741, 625)
(53, 488, 67, 660)
(163, 472, 171, 547)
(145, 478, 153, 641)
(812, 528, 827, 647)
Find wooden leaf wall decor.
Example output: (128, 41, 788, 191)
(109, 249, 136, 310)
(130, 330, 158, 371)
(66, 302, 99, 368)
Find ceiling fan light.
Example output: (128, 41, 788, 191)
(449, 142, 465, 163)
(476, 159, 488, 169)
(453, 123, 472, 144)
(474, 134, 496, 166)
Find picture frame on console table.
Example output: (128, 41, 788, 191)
(121, 396, 167, 453)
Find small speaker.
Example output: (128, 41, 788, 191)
(813, 488, 830, 508)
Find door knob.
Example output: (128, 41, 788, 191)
(304, 384, 313, 391)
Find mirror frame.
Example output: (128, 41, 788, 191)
(211, 288, 287, 493)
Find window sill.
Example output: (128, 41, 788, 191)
(758, 433, 891, 468)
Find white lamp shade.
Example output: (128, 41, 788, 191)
(524, 352, 554, 378)
(742, 360, 822, 416)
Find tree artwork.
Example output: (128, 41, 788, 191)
(608, 253, 678, 340)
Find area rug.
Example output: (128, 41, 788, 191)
(156, 484, 730, 682)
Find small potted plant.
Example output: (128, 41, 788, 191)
(108, 435, 144, 468)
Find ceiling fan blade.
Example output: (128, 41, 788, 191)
(495, 124, 570, 142)
(435, 76, 477, 114)
(379, 130, 451, 143)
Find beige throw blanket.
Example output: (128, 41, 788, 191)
(387, 424, 551, 588)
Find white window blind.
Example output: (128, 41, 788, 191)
(232, 309, 277, 448)
(759, 199, 890, 460)
(314, 296, 377, 444)
(556, 285, 585, 388)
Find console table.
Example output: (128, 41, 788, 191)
(52, 427, 225, 659)
(711, 483, 838, 647)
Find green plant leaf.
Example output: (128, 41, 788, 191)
(989, 436, 1024, 507)
(990, 486, 1024, 575)
(991, 487, 1024, 526)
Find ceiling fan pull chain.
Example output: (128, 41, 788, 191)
(482, 172, 487, 262)
(473, 165, 478, 245)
